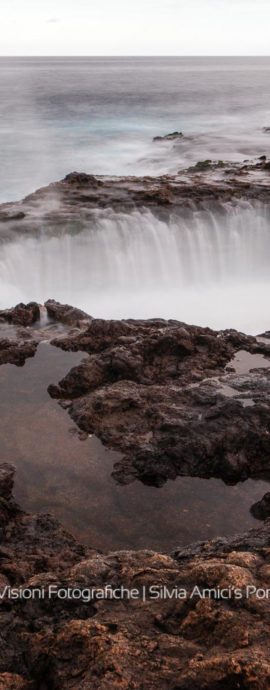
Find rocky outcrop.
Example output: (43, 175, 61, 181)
(153, 131, 184, 141)
(0, 302, 40, 327)
(1, 302, 270, 687)
(251, 492, 270, 521)
(48, 316, 270, 486)
(0, 301, 93, 366)
(0, 336, 37, 366)
(1, 462, 270, 689)
(45, 299, 92, 327)
(1, 157, 270, 240)
(0, 303, 42, 365)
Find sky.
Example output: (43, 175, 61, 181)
(0, 0, 270, 56)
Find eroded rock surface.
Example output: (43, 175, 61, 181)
(0, 157, 270, 240)
(1, 303, 270, 686)
(251, 492, 270, 521)
(0, 302, 40, 327)
(153, 130, 184, 141)
(48, 316, 270, 486)
(45, 299, 92, 327)
(0, 301, 93, 366)
(1, 463, 270, 689)
(0, 337, 37, 367)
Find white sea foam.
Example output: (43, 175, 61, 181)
(1, 202, 270, 334)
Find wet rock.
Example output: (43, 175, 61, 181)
(45, 299, 92, 327)
(188, 159, 225, 172)
(47, 313, 270, 486)
(0, 338, 37, 366)
(189, 159, 213, 171)
(1, 454, 270, 688)
(0, 210, 25, 222)
(2, 157, 270, 233)
(64, 171, 103, 187)
(2, 305, 270, 687)
(1, 462, 270, 688)
(153, 131, 184, 141)
(0, 302, 40, 327)
(251, 492, 270, 521)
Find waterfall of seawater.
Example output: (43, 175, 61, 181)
(0, 202, 270, 334)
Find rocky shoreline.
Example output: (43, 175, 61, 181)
(1, 301, 270, 687)
(0, 156, 270, 240)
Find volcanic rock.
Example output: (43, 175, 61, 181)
(45, 299, 92, 327)
(153, 131, 184, 141)
(1, 462, 270, 688)
(251, 492, 270, 521)
(1, 157, 270, 239)
(0, 302, 40, 327)
(0, 337, 37, 366)
(48, 314, 270, 486)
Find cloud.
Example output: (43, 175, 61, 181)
(47, 17, 59, 24)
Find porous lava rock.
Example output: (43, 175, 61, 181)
(45, 299, 92, 327)
(48, 315, 270, 486)
(0, 337, 37, 366)
(251, 492, 270, 521)
(1, 463, 270, 688)
(0, 302, 40, 326)
(1, 157, 270, 239)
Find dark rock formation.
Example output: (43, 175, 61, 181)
(0, 337, 37, 366)
(0, 301, 93, 367)
(1, 304, 270, 686)
(153, 131, 184, 141)
(251, 492, 270, 521)
(47, 315, 270, 486)
(188, 159, 226, 172)
(0, 302, 40, 327)
(1, 157, 270, 240)
(1, 462, 270, 688)
(45, 299, 92, 327)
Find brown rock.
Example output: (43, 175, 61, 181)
(45, 299, 92, 326)
(0, 303, 40, 326)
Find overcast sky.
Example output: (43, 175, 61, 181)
(1, 0, 269, 56)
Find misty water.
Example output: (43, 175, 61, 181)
(1, 201, 270, 333)
(1, 56, 270, 202)
(1, 58, 270, 332)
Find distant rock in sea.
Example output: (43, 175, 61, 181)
(153, 131, 183, 141)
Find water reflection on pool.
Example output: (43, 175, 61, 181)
(0, 339, 268, 552)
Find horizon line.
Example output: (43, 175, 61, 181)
(1, 54, 270, 58)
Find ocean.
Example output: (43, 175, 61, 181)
(1, 56, 270, 333)
(0, 56, 270, 202)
